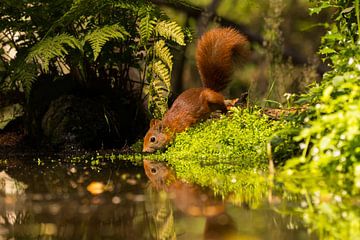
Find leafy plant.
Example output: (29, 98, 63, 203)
(279, 1, 360, 239)
(285, 0, 360, 195)
(0, 0, 188, 118)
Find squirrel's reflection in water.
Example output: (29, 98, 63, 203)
(143, 159, 238, 240)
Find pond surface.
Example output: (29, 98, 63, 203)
(0, 157, 315, 240)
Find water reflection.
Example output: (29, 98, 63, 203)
(0, 171, 27, 236)
(144, 159, 237, 239)
(0, 160, 152, 239)
(143, 159, 314, 240)
(144, 160, 225, 217)
(0, 158, 315, 240)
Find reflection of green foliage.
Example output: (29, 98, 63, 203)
(278, 173, 360, 240)
(145, 187, 176, 240)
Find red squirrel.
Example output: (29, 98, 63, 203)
(143, 27, 249, 153)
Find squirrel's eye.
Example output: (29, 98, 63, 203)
(150, 167, 157, 174)
(150, 136, 156, 143)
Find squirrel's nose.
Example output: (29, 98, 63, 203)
(142, 146, 154, 153)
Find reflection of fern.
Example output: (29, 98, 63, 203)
(145, 187, 176, 240)
(156, 205, 176, 240)
(26, 34, 81, 72)
(84, 24, 129, 60)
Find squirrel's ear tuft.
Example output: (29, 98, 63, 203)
(150, 119, 160, 128)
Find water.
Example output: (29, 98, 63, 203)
(0, 157, 315, 240)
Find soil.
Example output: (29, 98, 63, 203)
(0, 122, 135, 160)
(0, 126, 53, 159)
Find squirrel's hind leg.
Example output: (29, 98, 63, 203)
(200, 88, 227, 113)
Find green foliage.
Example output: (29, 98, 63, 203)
(143, 18, 186, 118)
(147, 61, 171, 117)
(26, 34, 82, 73)
(84, 24, 129, 60)
(155, 20, 186, 46)
(0, 0, 188, 118)
(278, 1, 360, 239)
(285, 0, 360, 195)
(154, 40, 173, 71)
(286, 68, 360, 194)
(11, 62, 38, 97)
(139, 6, 157, 44)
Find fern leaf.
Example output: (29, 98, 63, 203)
(139, 6, 157, 44)
(114, 0, 143, 11)
(12, 63, 37, 98)
(148, 87, 168, 118)
(155, 20, 185, 46)
(148, 98, 167, 118)
(84, 24, 129, 60)
(153, 60, 171, 89)
(154, 40, 173, 71)
(54, 0, 106, 25)
(26, 34, 82, 73)
(147, 88, 167, 118)
(146, 59, 171, 118)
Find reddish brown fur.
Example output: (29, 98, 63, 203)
(196, 27, 249, 92)
(162, 88, 226, 133)
(143, 28, 249, 153)
(143, 160, 225, 217)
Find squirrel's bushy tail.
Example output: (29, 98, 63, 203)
(195, 27, 249, 92)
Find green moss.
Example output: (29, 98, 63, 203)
(164, 108, 287, 164)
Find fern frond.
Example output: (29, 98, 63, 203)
(139, 12, 156, 45)
(154, 40, 173, 71)
(161, 0, 200, 10)
(155, 20, 185, 46)
(84, 24, 129, 60)
(26, 34, 82, 73)
(114, 0, 144, 11)
(12, 63, 37, 98)
(153, 60, 171, 89)
(146, 59, 171, 118)
(48, 0, 106, 33)
(148, 84, 168, 118)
